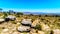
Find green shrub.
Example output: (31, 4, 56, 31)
(16, 12, 23, 17)
(34, 24, 42, 30)
(3, 12, 8, 18)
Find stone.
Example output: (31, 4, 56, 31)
(30, 33, 37, 34)
(30, 29, 37, 33)
(20, 33, 29, 34)
(21, 19, 32, 26)
(17, 25, 30, 32)
(53, 29, 60, 34)
(5, 15, 16, 21)
(1, 32, 10, 34)
(0, 18, 5, 23)
(38, 31, 45, 34)
(2, 28, 9, 33)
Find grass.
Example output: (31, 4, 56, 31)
(0, 12, 60, 34)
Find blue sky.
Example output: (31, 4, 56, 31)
(0, 0, 60, 13)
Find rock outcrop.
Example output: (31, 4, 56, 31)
(17, 25, 30, 32)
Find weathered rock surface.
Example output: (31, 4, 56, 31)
(21, 19, 32, 26)
(53, 29, 60, 34)
(0, 18, 5, 23)
(5, 15, 16, 21)
(17, 25, 30, 32)
(38, 31, 45, 34)
(30, 33, 37, 34)
(2, 28, 9, 32)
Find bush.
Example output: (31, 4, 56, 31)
(16, 12, 23, 15)
(3, 12, 8, 18)
(34, 24, 42, 30)
(16, 12, 23, 17)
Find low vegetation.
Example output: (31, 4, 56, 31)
(0, 12, 60, 34)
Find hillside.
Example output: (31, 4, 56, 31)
(0, 12, 60, 34)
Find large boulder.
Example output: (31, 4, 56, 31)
(21, 19, 32, 26)
(17, 25, 30, 32)
(0, 18, 5, 23)
(53, 29, 60, 34)
(2, 28, 9, 32)
(5, 15, 16, 21)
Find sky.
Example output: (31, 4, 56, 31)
(0, 0, 60, 13)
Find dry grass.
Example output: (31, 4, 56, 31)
(0, 12, 60, 34)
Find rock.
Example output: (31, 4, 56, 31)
(21, 19, 32, 26)
(9, 30, 13, 34)
(17, 22, 20, 25)
(20, 33, 29, 34)
(5, 15, 16, 21)
(17, 25, 30, 32)
(41, 23, 51, 31)
(1, 32, 10, 34)
(53, 29, 60, 34)
(31, 19, 40, 27)
(12, 32, 20, 34)
(38, 31, 45, 34)
(0, 18, 5, 23)
(2, 28, 9, 32)
(30, 33, 37, 34)
(12, 27, 16, 31)
(30, 29, 37, 33)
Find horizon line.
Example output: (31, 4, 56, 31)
(0, 8, 60, 13)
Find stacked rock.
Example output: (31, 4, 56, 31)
(17, 19, 32, 32)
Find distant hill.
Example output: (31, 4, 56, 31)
(22, 12, 60, 16)
(23, 12, 47, 15)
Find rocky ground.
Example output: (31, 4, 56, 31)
(0, 13, 60, 34)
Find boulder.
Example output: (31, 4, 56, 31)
(17, 25, 30, 32)
(2, 28, 9, 33)
(31, 19, 40, 27)
(0, 18, 5, 23)
(5, 15, 16, 21)
(53, 29, 60, 34)
(12, 32, 20, 34)
(21, 19, 32, 26)
(38, 31, 45, 34)
(30, 29, 37, 33)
